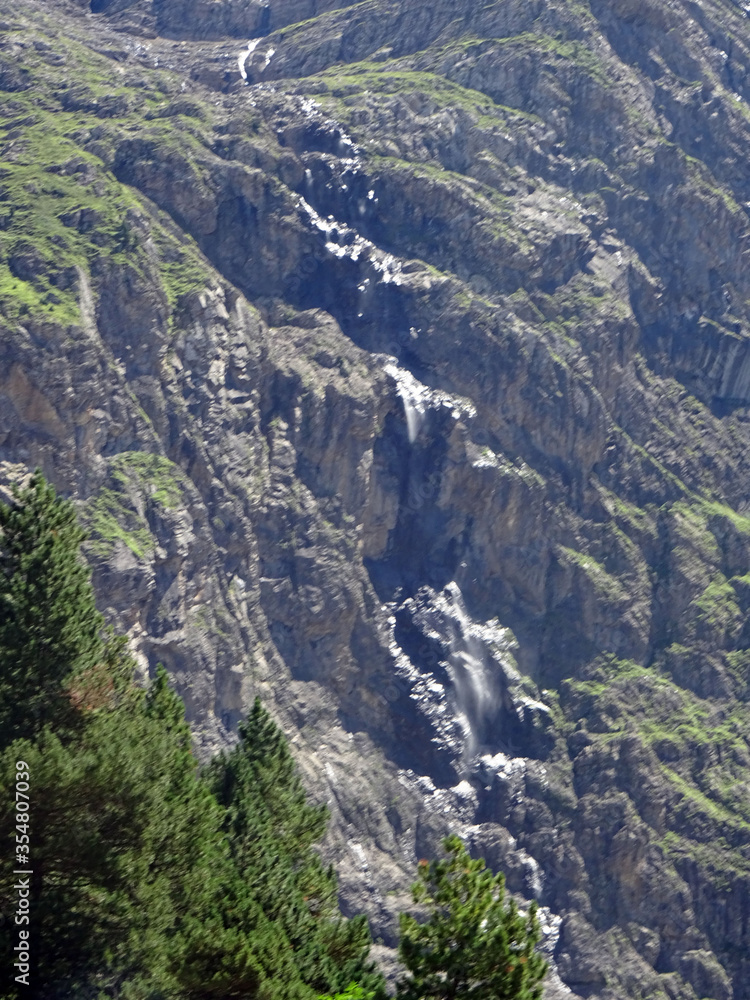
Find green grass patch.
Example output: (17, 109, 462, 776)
(83, 487, 153, 560)
(564, 652, 750, 831)
(110, 452, 186, 509)
(307, 60, 542, 126)
(83, 453, 186, 560)
(689, 574, 741, 630)
(558, 546, 628, 602)
(0, 110, 148, 324)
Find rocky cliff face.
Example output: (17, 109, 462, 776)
(3, 0, 750, 996)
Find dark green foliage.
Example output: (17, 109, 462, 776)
(318, 985, 379, 1000)
(0, 472, 105, 746)
(397, 836, 547, 1000)
(0, 653, 229, 997)
(0, 474, 385, 1000)
(206, 699, 386, 1000)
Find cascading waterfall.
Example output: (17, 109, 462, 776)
(298, 198, 401, 279)
(382, 360, 477, 444)
(384, 362, 429, 443)
(237, 38, 261, 81)
(437, 582, 502, 756)
(402, 391, 427, 444)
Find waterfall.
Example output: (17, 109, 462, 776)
(438, 582, 502, 755)
(402, 392, 426, 444)
(237, 38, 261, 81)
(384, 362, 429, 442)
(385, 581, 544, 770)
(299, 197, 385, 268)
(382, 359, 477, 444)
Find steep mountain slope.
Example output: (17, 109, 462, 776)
(2, 0, 750, 996)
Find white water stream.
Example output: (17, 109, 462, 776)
(298, 197, 401, 281)
(237, 38, 262, 81)
(383, 361, 475, 444)
(384, 362, 428, 442)
(436, 582, 502, 755)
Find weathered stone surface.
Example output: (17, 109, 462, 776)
(3, 0, 750, 997)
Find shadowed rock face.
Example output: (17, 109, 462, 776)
(3, 0, 750, 996)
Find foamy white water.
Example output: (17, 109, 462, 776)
(237, 38, 261, 81)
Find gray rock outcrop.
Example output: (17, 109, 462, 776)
(2, 0, 750, 996)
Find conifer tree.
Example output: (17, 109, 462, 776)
(0, 655, 223, 998)
(210, 698, 331, 906)
(0, 471, 104, 746)
(397, 836, 547, 1000)
(206, 699, 386, 999)
(0, 477, 221, 997)
(0, 474, 385, 1000)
